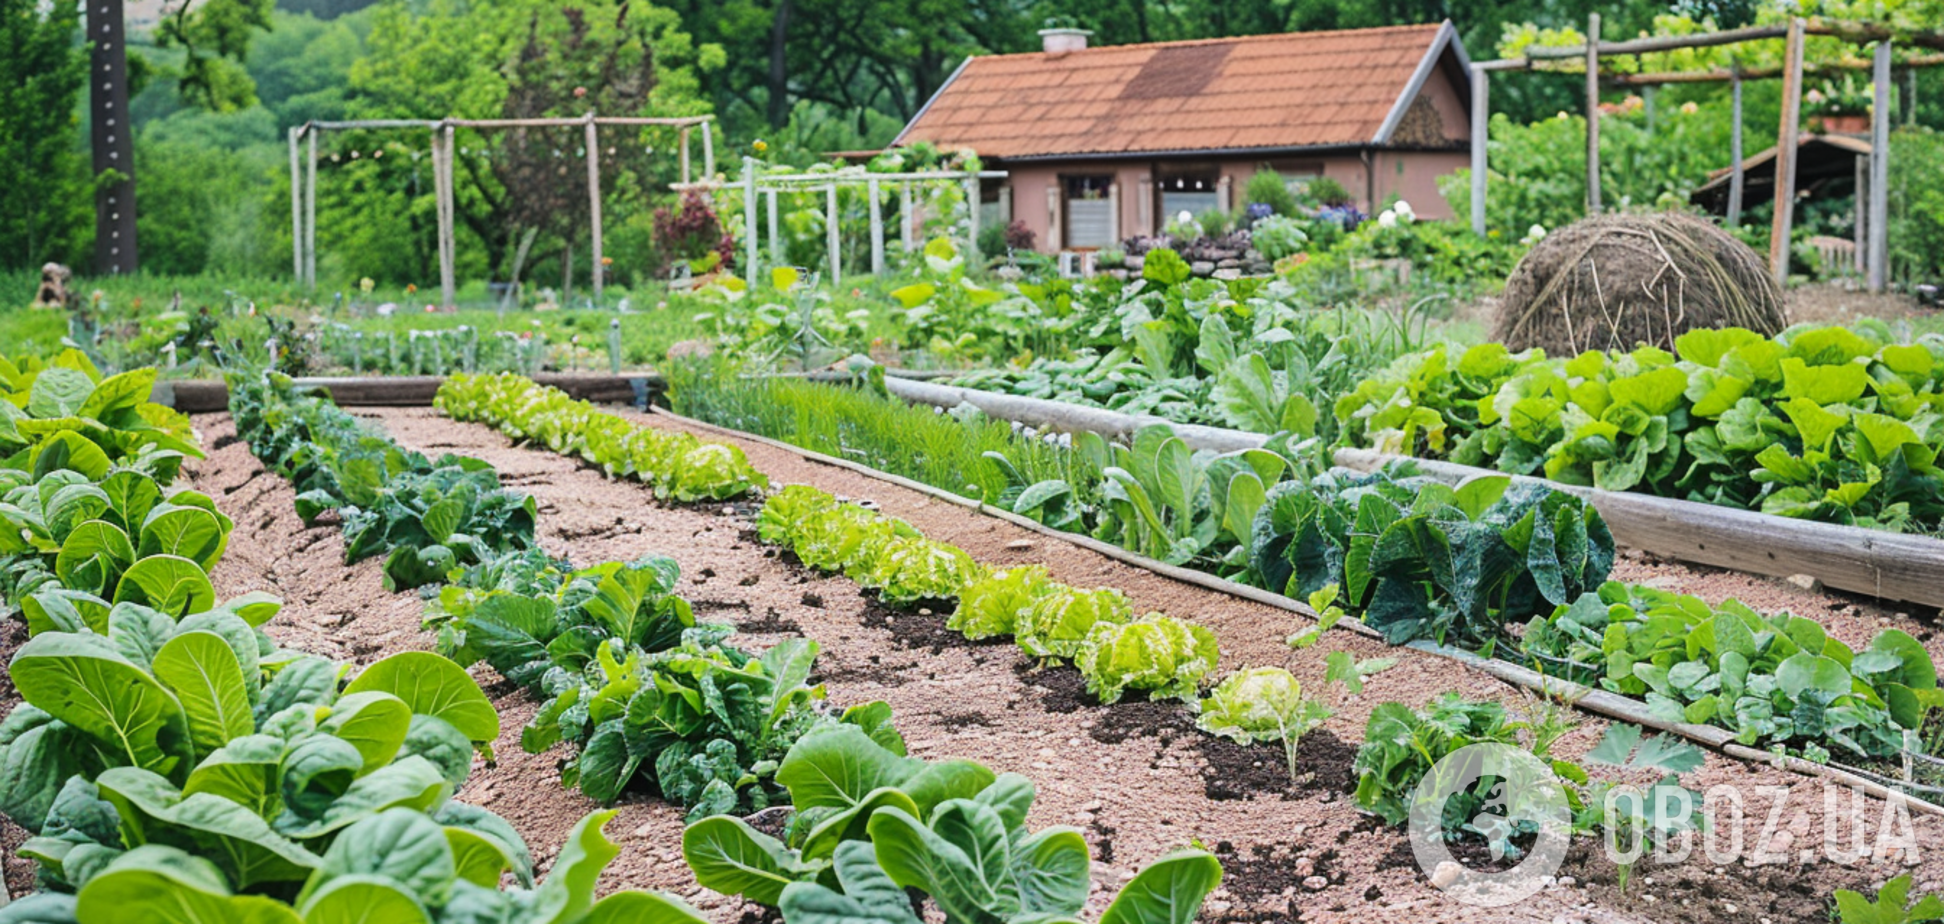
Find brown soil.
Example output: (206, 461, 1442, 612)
(1784, 283, 1926, 327)
(6, 405, 1941, 923)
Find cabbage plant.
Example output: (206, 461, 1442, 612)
(1195, 667, 1331, 782)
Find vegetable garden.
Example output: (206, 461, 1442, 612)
(9, 201, 1944, 924)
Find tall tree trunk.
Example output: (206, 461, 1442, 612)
(1130, 0, 1151, 43)
(766, 0, 792, 128)
(91, 2, 138, 274)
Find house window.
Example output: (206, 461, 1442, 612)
(1156, 166, 1220, 224)
(1064, 175, 1115, 250)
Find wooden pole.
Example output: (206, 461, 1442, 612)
(702, 121, 715, 179)
(742, 157, 759, 281)
(1585, 13, 1602, 215)
(900, 184, 915, 251)
(1869, 41, 1891, 292)
(679, 126, 691, 186)
(436, 124, 457, 310)
(1470, 64, 1488, 235)
(1770, 17, 1807, 286)
(305, 128, 318, 289)
(289, 127, 303, 282)
(1854, 153, 1868, 275)
(868, 177, 885, 275)
(826, 184, 841, 284)
(585, 115, 604, 304)
(964, 176, 981, 254)
(767, 189, 782, 266)
(1728, 73, 1746, 225)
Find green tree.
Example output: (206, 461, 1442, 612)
(0, 0, 90, 270)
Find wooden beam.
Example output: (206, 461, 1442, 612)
(900, 184, 915, 251)
(1524, 23, 1792, 60)
(767, 189, 782, 266)
(1470, 64, 1488, 235)
(1869, 41, 1891, 292)
(1585, 13, 1602, 216)
(964, 176, 981, 256)
(1728, 74, 1745, 225)
(701, 122, 715, 179)
(585, 115, 604, 304)
(153, 374, 661, 413)
(434, 124, 456, 310)
(1604, 52, 1944, 85)
(678, 125, 691, 185)
(1770, 18, 1807, 286)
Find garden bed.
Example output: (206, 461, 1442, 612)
(29, 401, 1928, 922)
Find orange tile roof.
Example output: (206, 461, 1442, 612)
(895, 23, 1459, 159)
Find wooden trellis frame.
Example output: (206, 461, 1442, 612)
(289, 113, 716, 309)
(1468, 18, 1944, 292)
(736, 158, 1008, 284)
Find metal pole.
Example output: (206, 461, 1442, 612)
(1769, 17, 1807, 287)
(1728, 73, 1745, 225)
(290, 127, 304, 281)
(306, 128, 318, 289)
(89, 0, 138, 274)
(742, 157, 759, 281)
(1585, 13, 1602, 215)
(585, 114, 604, 304)
(1869, 41, 1891, 292)
(826, 183, 841, 284)
(1470, 64, 1488, 235)
(868, 177, 885, 275)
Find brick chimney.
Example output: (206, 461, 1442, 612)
(1039, 28, 1091, 57)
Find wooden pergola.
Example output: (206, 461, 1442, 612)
(288, 113, 716, 309)
(1467, 18, 1944, 291)
(736, 158, 1007, 285)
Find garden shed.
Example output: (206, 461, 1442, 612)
(891, 22, 1475, 253)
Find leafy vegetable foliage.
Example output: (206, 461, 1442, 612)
(437, 373, 767, 502)
(1254, 465, 1613, 648)
(227, 372, 538, 590)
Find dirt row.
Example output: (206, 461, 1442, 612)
(3, 405, 1939, 923)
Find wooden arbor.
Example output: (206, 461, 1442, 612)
(1467, 19, 1944, 291)
(736, 158, 1008, 285)
(289, 113, 716, 309)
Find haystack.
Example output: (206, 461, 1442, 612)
(1491, 212, 1787, 355)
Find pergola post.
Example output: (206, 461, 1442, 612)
(435, 124, 456, 311)
(1585, 13, 1602, 215)
(702, 121, 715, 179)
(289, 127, 304, 282)
(1770, 17, 1807, 286)
(825, 184, 841, 283)
(742, 157, 759, 281)
(767, 189, 782, 265)
(305, 127, 318, 289)
(1728, 73, 1746, 225)
(585, 114, 604, 304)
(965, 176, 982, 253)
(900, 184, 915, 251)
(868, 177, 885, 275)
(1869, 41, 1891, 292)
(1470, 64, 1488, 235)
(679, 125, 691, 185)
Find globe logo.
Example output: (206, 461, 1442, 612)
(1407, 742, 1572, 907)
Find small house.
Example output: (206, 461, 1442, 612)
(891, 22, 1476, 252)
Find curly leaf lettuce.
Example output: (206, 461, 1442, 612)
(1075, 614, 1218, 704)
(948, 566, 1053, 640)
(1016, 587, 1131, 661)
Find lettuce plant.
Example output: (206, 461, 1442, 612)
(1195, 667, 1331, 781)
(855, 537, 985, 606)
(1016, 586, 1131, 660)
(1076, 613, 1219, 704)
(755, 485, 840, 545)
(948, 565, 1053, 639)
(437, 373, 767, 502)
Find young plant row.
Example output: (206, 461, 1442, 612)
(0, 371, 717, 924)
(1338, 323, 1944, 534)
(436, 372, 768, 503)
(226, 371, 540, 590)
